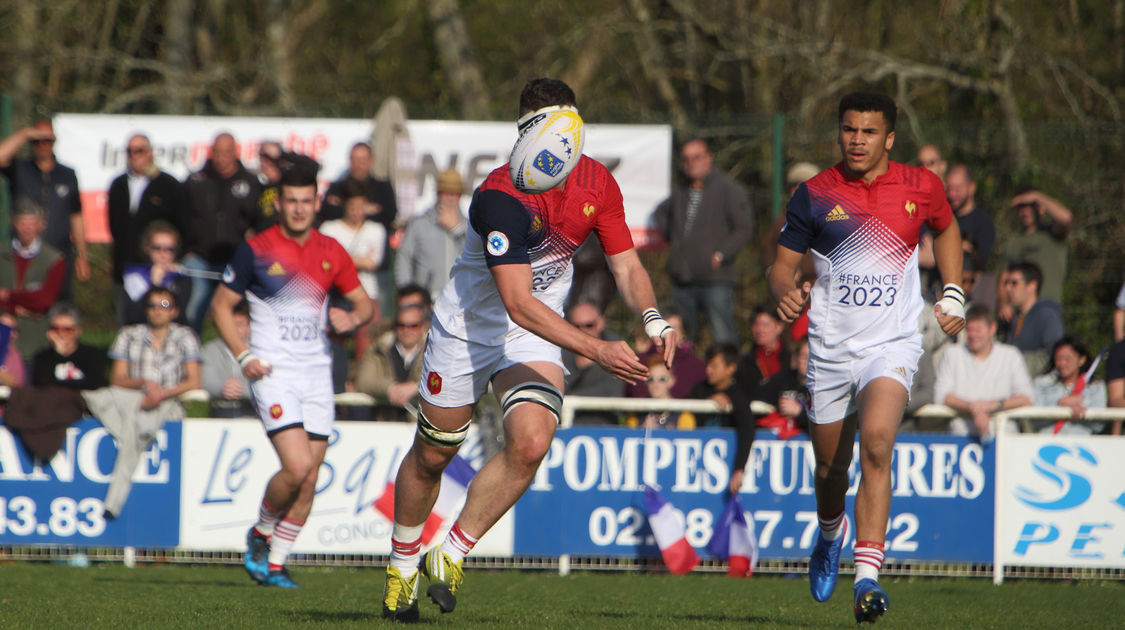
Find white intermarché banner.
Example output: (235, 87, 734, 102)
(53, 114, 671, 246)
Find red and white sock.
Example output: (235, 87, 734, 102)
(818, 508, 846, 541)
(854, 540, 885, 583)
(439, 522, 478, 564)
(390, 522, 425, 576)
(253, 499, 283, 538)
(267, 517, 304, 572)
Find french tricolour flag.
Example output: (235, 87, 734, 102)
(707, 495, 759, 578)
(374, 454, 477, 545)
(643, 485, 699, 575)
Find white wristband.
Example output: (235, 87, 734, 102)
(237, 350, 261, 369)
(642, 308, 673, 339)
(936, 283, 966, 319)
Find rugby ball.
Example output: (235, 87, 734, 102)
(509, 106, 584, 193)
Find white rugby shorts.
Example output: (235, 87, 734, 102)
(418, 318, 563, 408)
(805, 340, 922, 425)
(249, 365, 335, 438)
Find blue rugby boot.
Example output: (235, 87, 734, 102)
(808, 517, 847, 602)
(263, 567, 299, 588)
(853, 578, 889, 623)
(244, 527, 269, 584)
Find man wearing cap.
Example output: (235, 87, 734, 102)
(395, 169, 467, 300)
(0, 197, 68, 358)
(0, 119, 90, 293)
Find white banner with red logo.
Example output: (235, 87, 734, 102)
(52, 114, 671, 247)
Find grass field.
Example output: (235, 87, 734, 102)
(1, 562, 1121, 629)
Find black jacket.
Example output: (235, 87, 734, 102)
(108, 170, 189, 281)
(183, 160, 261, 264)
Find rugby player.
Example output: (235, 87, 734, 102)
(211, 167, 373, 588)
(381, 78, 677, 621)
(769, 92, 965, 623)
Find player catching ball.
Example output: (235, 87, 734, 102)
(381, 78, 677, 622)
(769, 92, 965, 623)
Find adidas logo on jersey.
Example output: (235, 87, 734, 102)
(267, 262, 285, 275)
(826, 205, 849, 221)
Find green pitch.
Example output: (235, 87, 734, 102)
(1, 563, 1121, 628)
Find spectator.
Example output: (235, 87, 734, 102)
(1031, 336, 1107, 435)
(999, 186, 1073, 316)
(396, 169, 467, 301)
(354, 303, 428, 422)
(933, 305, 1033, 438)
(737, 306, 790, 397)
(627, 307, 705, 399)
(946, 165, 997, 306)
(760, 161, 819, 273)
(916, 144, 947, 181)
(30, 302, 106, 390)
(1003, 261, 1064, 376)
(561, 301, 625, 425)
(1113, 280, 1125, 342)
(624, 354, 696, 429)
(121, 221, 192, 326)
(200, 299, 253, 417)
(0, 197, 67, 358)
(321, 178, 387, 360)
(1104, 338, 1125, 435)
(182, 132, 261, 332)
(653, 138, 754, 345)
(252, 141, 320, 234)
(108, 133, 189, 325)
(108, 286, 201, 411)
(320, 142, 398, 231)
(749, 337, 810, 439)
(0, 118, 90, 295)
(690, 344, 755, 494)
(0, 313, 27, 388)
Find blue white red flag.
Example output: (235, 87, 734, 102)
(374, 453, 477, 545)
(642, 485, 699, 575)
(707, 494, 759, 578)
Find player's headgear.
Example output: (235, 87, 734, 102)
(500, 382, 563, 425)
(416, 408, 470, 448)
(838, 92, 897, 131)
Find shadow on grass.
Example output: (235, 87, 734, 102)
(285, 610, 379, 623)
(587, 610, 806, 626)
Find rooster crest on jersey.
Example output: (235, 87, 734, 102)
(509, 105, 585, 193)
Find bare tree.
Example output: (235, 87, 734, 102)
(424, 0, 489, 120)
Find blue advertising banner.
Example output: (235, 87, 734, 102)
(513, 428, 993, 563)
(0, 418, 181, 548)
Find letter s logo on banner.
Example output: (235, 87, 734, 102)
(1014, 445, 1096, 511)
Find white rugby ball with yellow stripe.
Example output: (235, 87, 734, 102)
(509, 105, 584, 194)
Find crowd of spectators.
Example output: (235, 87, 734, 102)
(0, 123, 1120, 441)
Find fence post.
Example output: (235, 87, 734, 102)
(771, 112, 785, 218)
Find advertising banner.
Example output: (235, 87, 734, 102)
(0, 418, 180, 548)
(178, 419, 512, 556)
(513, 429, 994, 563)
(52, 115, 671, 246)
(999, 436, 1125, 568)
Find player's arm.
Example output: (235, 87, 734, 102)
(492, 262, 647, 384)
(931, 219, 966, 336)
(605, 248, 678, 367)
(769, 245, 809, 322)
(211, 284, 270, 380)
(328, 285, 373, 335)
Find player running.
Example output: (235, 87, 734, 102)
(769, 92, 965, 623)
(381, 78, 677, 622)
(211, 167, 373, 588)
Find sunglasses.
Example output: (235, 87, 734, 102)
(49, 325, 78, 333)
(127, 146, 150, 155)
(149, 244, 176, 253)
(646, 375, 672, 383)
(573, 321, 599, 330)
(147, 299, 174, 310)
(31, 138, 55, 145)
(395, 321, 423, 329)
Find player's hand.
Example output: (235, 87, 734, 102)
(652, 327, 679, 369)
(328, 307, 358, 334)
(241, 358, 272, 381)
(594, 339, 648, 385)
(777, 282, 811, 322)
(933, 305, 966, 336)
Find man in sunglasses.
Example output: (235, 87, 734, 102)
(355, 303, 429, 422)
(0, 118, 90, 295)
(562, 301, 624, 425)
(108, 133, 189, 325)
